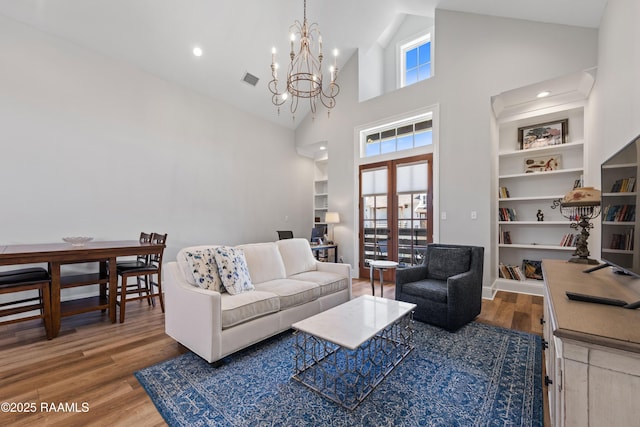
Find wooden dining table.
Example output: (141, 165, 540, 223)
(0, 240, 165, 339)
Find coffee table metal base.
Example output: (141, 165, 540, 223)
(292, 312, 414, 410)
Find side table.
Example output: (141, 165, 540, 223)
(369, 260, 399, 297)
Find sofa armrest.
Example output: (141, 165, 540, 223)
(316, 261, 353, 299)
(164, 261, 223, 363)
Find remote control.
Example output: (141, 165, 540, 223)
(565, 291, 628, 307)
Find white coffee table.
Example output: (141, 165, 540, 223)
(291, 295, 416, 410)
(369, 260, 399, 297)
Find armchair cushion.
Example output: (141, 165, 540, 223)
(427, 247, 471, 280)
(402, 279, 447, 304)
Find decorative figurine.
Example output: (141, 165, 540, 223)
(536, 209, 544, 221)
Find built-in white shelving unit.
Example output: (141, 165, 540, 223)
(491, 70, 595, 295)
(313, 158, 329, 227)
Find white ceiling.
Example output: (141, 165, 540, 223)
(0, 0, 608, 129)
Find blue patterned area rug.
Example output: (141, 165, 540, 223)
(136, 321, 542, 426)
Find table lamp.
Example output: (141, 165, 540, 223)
(325, 211, 340, 243)
(560, 187, 601, 264)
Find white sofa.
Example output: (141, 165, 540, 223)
(164, 238, 352, 363)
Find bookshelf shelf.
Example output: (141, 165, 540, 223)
(498, 243, 575, 251)
(498, 221, 570, 225)
(499, 195, 564, 202)
(499, 167, 583, 180)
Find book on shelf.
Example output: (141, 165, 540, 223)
(498, 207, 517, 221)
(603, 204, 636, 222)
(609, 230, 634, 250)
(499, 187, 510, 198)
(610, 177, 636, 193)
(498, 263, 525, 281)
(559, 233, 579, 247)
(498, 228, 512, 244)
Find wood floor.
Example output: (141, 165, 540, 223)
(0, 280, 545, 426)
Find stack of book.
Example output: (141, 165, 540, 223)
(498, 207, 517, 221)
(610, 177, 636, 193)
(498, 263, 525, 281)
(603, 204, 636, 222)
(499, 187, 510, 198)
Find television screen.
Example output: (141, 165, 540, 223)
(599, 134, 640, 277)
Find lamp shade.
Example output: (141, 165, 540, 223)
(561, 187, 601, 207)
(325, 212, 340, 224)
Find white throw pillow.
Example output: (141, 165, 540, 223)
(184, 248, 225, 293)
(213, 246, 255, 295)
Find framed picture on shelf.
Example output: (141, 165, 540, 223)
(518, 119, 568, 150)
(523, 154, 562, 173)
(522, 260, 543, 280)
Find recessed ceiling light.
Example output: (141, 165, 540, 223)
(537, 91, 551, 98)
(193, 46, 203, 57)
(319, 146, 327, 150)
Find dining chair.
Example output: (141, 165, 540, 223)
(0, 267, 52, 337)
(116, 232, 152, 301)
(116, 232, 167, 323)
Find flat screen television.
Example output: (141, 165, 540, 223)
(598, 133, 640, 277)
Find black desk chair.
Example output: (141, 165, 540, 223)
(0, 267, 52, 337)
(277, 231, 294, 240)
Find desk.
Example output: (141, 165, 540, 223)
(0, 240, 165, 338)
(369, 260, 398, 297)
(310, 244, 338, 263)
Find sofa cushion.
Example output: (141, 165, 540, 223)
(402, 279, 448, 304)
(290, 271, 349, 297)
(183, 248, 225, 292)
(213, 246, 255, 295)
(253, 279, 320, 309)
(427, 247, 471, 280)
(236, 242, 286, 284)
(176, 245, 219, 285)
(276, 238, 318, 277)
(220, 291, 280, 329)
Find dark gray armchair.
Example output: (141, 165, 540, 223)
(395, 244, 484, 331)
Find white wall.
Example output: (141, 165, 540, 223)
(590, 0, 640, 165)
(0, 15, 311, 262)
(296, 10, 598, 287)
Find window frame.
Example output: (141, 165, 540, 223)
(359, 111, 434, 161)
(399, 31, 433, 88)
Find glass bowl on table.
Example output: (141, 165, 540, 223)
(62, 237, 93, 247)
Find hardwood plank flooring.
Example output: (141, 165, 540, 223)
(0, 280, 547, 426)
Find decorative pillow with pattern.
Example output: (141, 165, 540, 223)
(213, 246, 254, 295)
(184, 249, 225, 293)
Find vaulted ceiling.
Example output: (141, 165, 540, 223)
(0, 0, 607, 129)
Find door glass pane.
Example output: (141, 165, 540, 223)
(363, 195, 388, 265)
(397, 192, 428, 266)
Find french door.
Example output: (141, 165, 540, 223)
(359, 154, 433, 279)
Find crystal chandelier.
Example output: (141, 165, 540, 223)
(269, 0, 340, 121)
